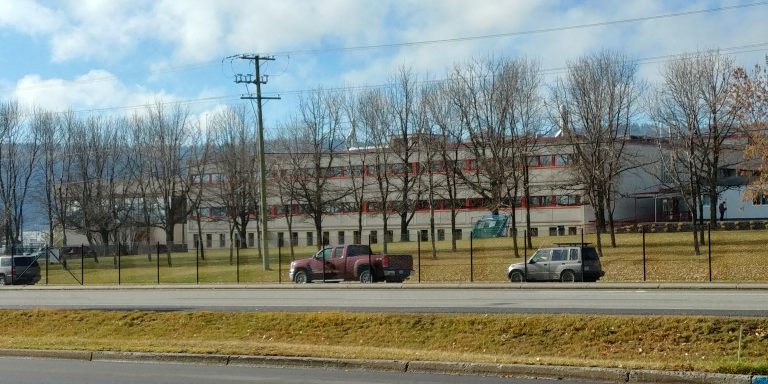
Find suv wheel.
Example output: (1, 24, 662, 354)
(509, 270, 524, 282)
(560, 270, 576, 283)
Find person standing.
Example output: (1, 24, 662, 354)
(718, 201, 727, 221)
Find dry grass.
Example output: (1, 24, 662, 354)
(38, 229, 768, 284)
(1, 309, 767, 375)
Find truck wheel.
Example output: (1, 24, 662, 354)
(293, 270, 310, 284)
(560, 270, 576, 283)
(359, 268, 372, 284)
(508, 270, 524, 282)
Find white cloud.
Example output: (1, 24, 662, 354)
(12, 70, 170, 112)
(0, 0, 61, 35)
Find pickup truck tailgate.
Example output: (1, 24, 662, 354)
(385, 254, 413, 270)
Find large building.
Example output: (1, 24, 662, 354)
(185, 137, 666, 249)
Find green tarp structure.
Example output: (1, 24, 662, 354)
(471, 214, 509, 238)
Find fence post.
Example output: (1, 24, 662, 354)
(236, 245, 240, 284)
(196, 241, 199, 284)
(469, 232, 474, 283)
(523, 230, 528, 280)
(417, 236, 421, 283)
(368, 233, 373, 282)
(642, 225, 647, 282)
(80, 244, 84, 286)
(118, 242, 121, 285)
(708, 223, 712, 282)
(580, 227, 585, 282)
(45, 245, 49, 285)
(156, 242, 160, 284)
(278, 242, 282, 284)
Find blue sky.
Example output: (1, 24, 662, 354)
(2, 0, 768, 136)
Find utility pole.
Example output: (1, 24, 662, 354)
(235, 55, 280, 271)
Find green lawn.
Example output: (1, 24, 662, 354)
(38, 229, 768, 285)
(2, 309, 767, 375)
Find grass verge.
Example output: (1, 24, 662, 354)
(39, 229, 768, 284)
(3, 309, 767, 375)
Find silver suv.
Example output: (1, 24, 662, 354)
(507, 243, 604, 283)
(0, 255, 42, 285)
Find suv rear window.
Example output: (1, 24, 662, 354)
(581, 247, 600, 261)
(13, 256, 38, 267)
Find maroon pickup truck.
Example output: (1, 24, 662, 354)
(289, 244, 413, 283)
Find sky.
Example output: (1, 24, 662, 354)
(1, 0, 768, 136)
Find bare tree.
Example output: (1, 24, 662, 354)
(385, 67, 423, 243)
(210, 105, 257, 263)
(0, 101, 40, 249)
(32, 108, 59, 249)
(651, 51, 741, 254)
(282, 89, 348, 250)
(446, 57, 531, 255)
(342, 90, 375, 245)
(140, 101, 196, 266)
(734, 56, 768, 196)
(65, 115, 132, 255)
(551, 50, 643, 256)
(426, 81, 465, 252)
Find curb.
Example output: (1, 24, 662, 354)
(9, 282, 768, 290)
(1, 349, 766, 384)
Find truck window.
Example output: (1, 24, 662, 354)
(569, 249, 579, 260)
(333, 247, 344, 259)
(346, 245, 371, 257)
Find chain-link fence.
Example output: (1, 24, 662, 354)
(12, 223, 768, 286)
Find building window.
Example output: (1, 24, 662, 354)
(277, 232, 285, 247)
(549, 227, 558, 236)
(555, 154, 572, 166)
(385, 230, 394, 243)
(556, 195, 581, 206)
(248, 233, 255, 247)
(568, 227, 577, 235)
(322, 232, 330, 246)
(307, 232, 314, 246)
(338, 231, 345, 245)
(754, 192, 768, 205)
(292, 232, 299, 246)
(529, 228, 539, 237)
(193, 234, 199, 249)
(369, 231, 378, 244)
(219, 234, 225, 248)
(437, 229, 445, 241)
(420, 230, 428, 241)
(205, 234, 212, 248)
(353, 230, 361, 244)
(453, 229, 462, 241)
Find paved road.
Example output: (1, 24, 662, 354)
(1, 285, 767, 315)
(0, 357, 599, 384)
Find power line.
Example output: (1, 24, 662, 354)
(262, 2, 768, 56)
(11, 42, 768, 118)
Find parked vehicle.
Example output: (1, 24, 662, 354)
(289, 244, 413, 283)
(0, 255, 42, 285)
(507, 243, 604, 283)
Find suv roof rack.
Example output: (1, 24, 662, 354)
(553, 242, 592, 247)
